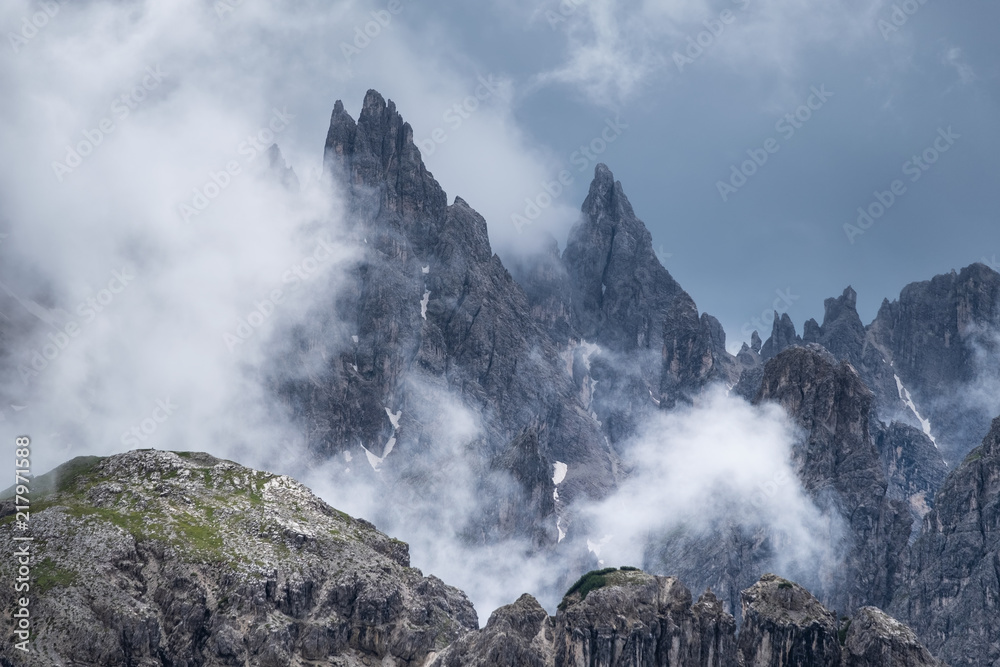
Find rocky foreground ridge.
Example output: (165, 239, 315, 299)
(0, 450, 944, 666)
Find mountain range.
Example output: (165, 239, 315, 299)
(2, 89, 998, 666)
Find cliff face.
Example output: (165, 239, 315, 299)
(753, 345, 912, 612)
(433, 569, 943, 667)
(893, 417, 1000, 667)
(737, 575, 943, 667)
(0, 451, 477, 667)
(737, 574, 843, 666)
(275, 90, 623, 551)
(760, 266, 1000, 467)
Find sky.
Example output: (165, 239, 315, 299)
(0, 0, 997, 619)
(4, 0, 995, 346)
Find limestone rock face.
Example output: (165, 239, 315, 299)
(0, 451, 478, 667)
(842, 607, 945, 667)
(555, 572, 737, 667)
(893, 418, 1000, 667)
(430, 593, 556, 667)
(431, 570, 943, 667)
(754, 346, 912, 613)
(277, 90, 622, 550)
(737, 574, 843, 667)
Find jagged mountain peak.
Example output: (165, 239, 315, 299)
(324, 90, 447, 222)
(583, 162, 639, 224)
(562, 164, 688, 351)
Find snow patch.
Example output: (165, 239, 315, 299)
(420, 291, 431, 320)
(649, 389, 661, 406)
(552, 461, 568, 485)
(362, 446, 381, 471)
(557, 517, 566, 542)
(421, 265, 429, 274)
(352, 335, 359, 343)
(895, 374, 937, 446)
(361, 436, 397, 472)
(385, 407, 402, 430)
(343, 451, 352, 463)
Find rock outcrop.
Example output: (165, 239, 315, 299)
(738, 574, 944, 667)
(754, 345, 912, 612)
(0, 451, 478, 666)
(432, 569, 943, 667)
(737, 574, 843, 666)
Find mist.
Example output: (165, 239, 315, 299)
(0, 0, 871, 628)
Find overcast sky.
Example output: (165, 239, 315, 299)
(5, 0, 996, 348)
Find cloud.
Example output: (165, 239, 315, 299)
(517, 0, 890, 106)
(942, 46, 976, 86)
(579, 385, 843, 594)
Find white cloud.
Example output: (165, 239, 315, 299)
(512, 0, 890, 106)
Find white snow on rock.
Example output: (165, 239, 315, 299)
(420, 290, 431, 319)
(552, 461, 568, 502)
(352, 335, 359, 343)
(362, 446, 381, 471)
(361, 436, 397, 472)
(552, 461, 568, 485)
(385, 408, 402, 430)
(422, 266, 429, 274)
(895, 374, 937, 446)
(557, 517, 566, 542)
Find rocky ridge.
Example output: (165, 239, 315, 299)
(0, 451, 945, 666)
(0, 450, 477, 666)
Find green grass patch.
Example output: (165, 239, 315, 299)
(838, 619, 852, 645)
(559, 567, 644, 610)
(0, 456, 104, 501)
(34, 558, 78, 594)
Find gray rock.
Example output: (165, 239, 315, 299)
(0, 451, 478, 666)
(737, 573, 842, 666)
(754, 346, 912, 612)
(842, 606, 945, 667)
(893, 417, 1000, 667)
